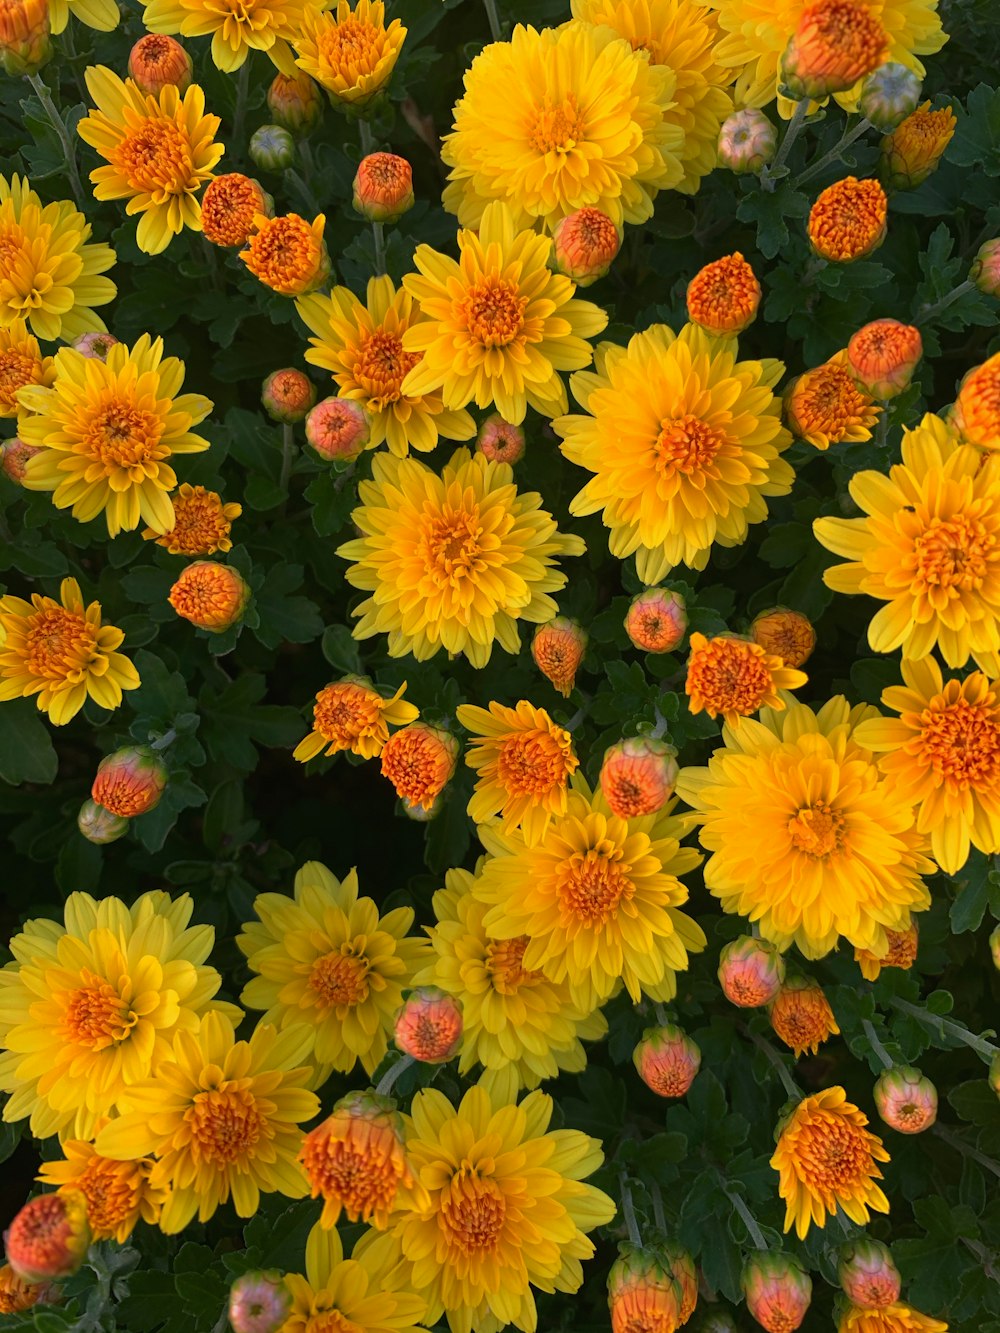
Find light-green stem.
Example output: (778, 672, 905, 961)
(742, 1024, 803, 1100)
(889, 996, 1000, 1061)
(796, 118, 873, 189)
(27, 73, 85, 208)
(862, 1019, 894, 1070)
(618, 1173, 642, 1247)
(719, 1180, 769, 1251)
(482, 0, 503, 41)
(233, 57, 250, 153)
(373, 220, 386, 275)
(915, 279, 976, 326)
(280, 423, 295, 492)
(933, 1125, 1000, 1180)
(763, 99, 809, 191)
(374, 1053, 414, 1097)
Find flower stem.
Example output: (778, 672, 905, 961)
(233, 56, 250, 153)
(280, 423, 295, 492)
(372, 220, 386, 275)
(150, 728, 177, 753)
(650, 1180, 667, 1232)
(719, 1180, 769, 1250)
(888, 997, 1000, 1062)
(862, 1019, 894, 1070)
(300, 138, 316, 185)
(358, 117, 376, 156)
(618, 1173, 642, 1246)
(762, 99, 809, 192)
(742, 1024, 802, 1100)
(374, 1053, 414, 1097)
(26, 72, 85, 208)
(796, 117, 873, 189)
(653, 1003, 671, 1027)
(482, 0, 504, 41)
(933, 1124, 1000, 1180)
(915, 279, 975, 326)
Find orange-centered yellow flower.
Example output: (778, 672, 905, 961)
(785, 350, 880, 449)
(142, 482, 241, 555)
(0, 577, 139, 725)
(38, 1140, 168, 1242)
(77, 66, 223, 255)
(240, 212, 329, 297)
(294, 678, 418, 762)
(838, 1302, 948, 1333)
(17, 334, 212, 537)
(880, 101, 956, 190)
(283, 1221, 427, 1333)
(769, 976, 841, 1057)
(771, 1086, 890, 1238)
(142, 0, 315, 74)
(685, 632, 807, 725)
(292, 0, 405, 106)
(0, 317, 53, 416)
(556, 322, 793, 582)
(814, 413, 1000, 676)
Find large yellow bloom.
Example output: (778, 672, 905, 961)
(441, 21, 683, 232)
(0, 174, 116, 343)
(853, 657, 1000, 874)
(839, 1304, 949, 1333)
(377, 1083, 617, 1333)
(401, 201, 607, 426)
(0, 891, 231, 1141)
(814, 413, 1000, 676)
(18, 334, 212, 538)
(571, 0, 735, 194)
(236, 861, 429, 1076)
(474, 777, 704, 1011)
(296, 276, 475, 456)
(143, 0, 314, 73)
(675, 697, 934, 959)
(281, 1224, 427, 1333)
(38, 1140, 168, 1242)
(338, 447, 585, 668)
(77, 67, 224, 255)
(96, 1011, 320, 1233)
(49, 0, 118, 33)
(0, 577, 139, 724)
(555, 322, 793, 583)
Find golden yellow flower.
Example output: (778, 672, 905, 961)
(18, 334, 212, 537)
(143, 0, 315, 74)
(240, 212, 330, 297)
(855, 923, 918, 981)
(880, 101, 956, 189)
(142, 482, 241, 555)
(48, 0, 117, 33)
(769, 976, 840, 1057)
(338, 447, 585, 668)
(784, 349, 880, 449)
(0, 577, 139, 725)
(38, 1140, 168, 1242)
(442, 20, 683, 232)
(0, 317, 53, 416)
(750, 607, 816, 666)
(675, 697, 934, 958)
(685, 631, 807, 725)
(282, 1223, 426, 1333)
(77, 67, 223, 255)
(294, 678, 418, 762)
(201, 172, 271, 248)
(839, 1302, 948, 1333)
(0, 174, 116, 342)
(556, 322, 793, 582)
(814, 413, 1000, 676)
(293, 0, 405, 106)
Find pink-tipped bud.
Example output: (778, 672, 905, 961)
(305, 397, 370, 464)
(72, 331, 119, 361)
(77, 799, 129, 845)
(228, 1271, 291, 1333)
(5, 1192, 91, 1284)
(91, 745, 167, 819)
(991, 923, 1000, 971)
(600, 737, 678, 819)
(608, 1244, 684, 1333)
(859, 61, 922, 131)
(873, 1066, 938, 1134)
(262, 368, 316, 424)
(267, 71, 322, 136)
(625, 588, 688, 654)
(353, 153, 414, 223)
(718, 936, 786, 1008)
(716, 108, 777, 175)
(838, 1238, 901, 1309)
(971, 239, 1000, 299)
(633, 1024, 701, 1099)
(394, 987, 463, 1063)
(128, 33, 191, 95)
(847, 319, 922, 399)
(742, 1251, 812, 1333)
(0, 437, 41, 484)
(476, 414, 525, 465)
(551, 207, 622, 286)
(249, 125, 296, 172)
(532, 617, 587, 698)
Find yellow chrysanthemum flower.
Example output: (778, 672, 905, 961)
(142, 482, 241, 555)
(236, 861, 430, 1076)
(293, 678, 418, 762)
(0, 317, 54, 416)
(77, 67, 224, 255)
(401, 201, 607, 426)
(49, 0, 117, 33)
(442, 21, 683, 232)
(142, 0, 314, 74)
(293, 0, 405, 106)
(282, 1224, 427, 1333)
(474, 776, 705, 1011)
(0, 577, 139, 724)
(0, 174, 116, 343)
(18, 334, 212, 538)
(373, 1083, 617, 1333)
(814, 413, 1000, 676)
(571, 0, 736, 194)
(555, 322, 794, 583)
(95, 1011, 320, 1233)
(296, 276, 476, 456)
(38, 1140, 168, 1242)
(0, 891, 232, 1141)
(338, 447, 585, 668)
(675, 697, 935, 959)
(839, 1303, 949, 1333)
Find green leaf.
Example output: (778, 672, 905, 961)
(736, 186, 810, 260)
(0, 699, 58, 785)
(950, 83, 1000, 175)
(253, 564, 324, 647)
(321, 624, 363, 675)
(950, 850, 1000, 934)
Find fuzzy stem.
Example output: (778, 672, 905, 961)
(372, 220, 386, 275)
(618, 1173, 642, 1247)
(650, 1180, 667, 1233)
(300, 138, 316, 183)
(653, 1003, 671, 1027)
(888, 997, 1000, 1061)
(374, 1053, 414, 1097)
(796, 117, 873, 188)
(482, 0, 504, 41)
(933, 1124, 1000, 1180)
(862, 1019, 894, 1070)
(743, 1024, 802, 1100)
(720, 1181, 769, 1250)
(358, 117, 376, 155)
(280, 423, 295, 492)
(915, 279, 976, 326)
(233, 56, 250, 152)
(150, 728, 177, 753)
(763, 99, 809, 191)
(27, 73, 85, 208)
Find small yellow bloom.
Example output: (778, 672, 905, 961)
(143, 482, 241, 555)
(784, 349, 880, 449)
(293, 0, 405, 106)
(38, 1140, 168, 1242)
(685, 632, 807, 725)
(880, 101, 956, 189)
(240, 212, 330, 297)
(294, 677, 418, 762)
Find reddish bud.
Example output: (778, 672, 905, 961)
(551, 207, 621, 286)
(600, 736, 678, 818)
(0, 437, 41, 484)
(262, 368, 316, 424)
(476, 414, 525, 465)
(91, 745, 167, 819)
(394, 987, 463, 1063)
(128, 33, 191, 96)
(718, 936, 786, 1008)
(353, 153, 414, 223)
(5, 1192, 90, 1284)
(608, 1244, 684, 1333)
(306, 397, 370, 463)
(72, 331, 119, 361)
(742, 1251, 812, 1333)
(625, 588, 687, 653)
(633, 1024, 700, 1099)
(838, 1238, 901, 1309)
(873, 1066, 938, 1133)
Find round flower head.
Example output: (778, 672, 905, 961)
(780, 0, 888, 101)
(556, 322, 794, 581)
(785, 350, 880, 449)
(634, 1023, 701, 1098)
(262, 368, 315, 424)
(718, 935, 786, 1007)
(92, 744, 167, 818)
(249, 124, 296, 172)
(839, 1238, 902, 1309)
(353, 153, 414, 224)
(394, 987, 463, 1063)
(551, 208, 622, 287)
(37, 1140, 168, 1241)
(143, 483, 241, 556)
(742, 1250, 812, 1333)
(772, 1086, 890, 1238)
(874, 1066, 937, 1133)
(0, 437, 40, 483)
(717, 107, 777, 174)
(625, 587, 688, 653)
(306, 397, 370, 462)
(401, 201, 608, 425)
(855, 923, 918, 981)
(168, 561, 250, 632)
(292, 0, 405, 106)
(72, 330, 119, 360)
(442, 20, 683, 233)
(532, 618, 587, 697)
(808, 177, 888, 262)
(686, 252, 761, 335)
(228, 1272, 291, 1333)
(128, 33, 191, 95)
(201, 173, 272, 248)
(952, 351, 1000, 451)
(600, 736, 678, 818)
(381, 722, 458, 815)
(750, 608, 816, 667)
(283, 1224, 427, 1333)
(267, 70, 322, 134)
(294, 677, 417, 762)
(847, 319, 922, 399)
(5, 1192, 90, 1284)
(769, 975, 841, 1057)
(686, 632, 807, 726)
(240, 212, 330, 297)
(880, 102, 956, 189)
(0, 318, 54, 416)
(0, 174, 116, 342)
(607, 1243, 684, 1333)
(142, 0, 321, 76)
(860, 60, 922, 130)
(0, 0, 50, 76)
(0, 1263, 45, 1315)
(476, 414, 525, 465)
(814, 413, 1000, 674)
(971, 238, 1000, 299)
(77, 798, 128, 844)
(838, 1303, 948, 1333)
(0, 577, 139, 725)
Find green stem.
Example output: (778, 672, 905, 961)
(862, 1019, 894, 1070)
(233, 56, 250, 153)
(796, 118, 873, 189)
(762, 99, 809, 191)
(27, 72, 85, 208)
(150, 727, 176, 752)
(280, 423, 295, 492)
(618, 1173, 642, 1247)
(374, 1053, 414, 1097)
(482, 0, 504, 41)
(650, 1180, 667, 1233)
(888, 997, 1000, 1062)
(875, 406, 889, 451)
(742, 1024, 802, 1100)
(300, 138, 316, 185)
(933, 1124, 1000, 1180)
(915, 279, 976, 326)
(653, 1003, 671, 1027)
(358, 117, 376, 156)
(719, 1181, 769, 1251)
(372, 220, 386, 275)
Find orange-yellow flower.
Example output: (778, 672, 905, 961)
(293, 678, 418, 762)
(769, 976, 841, 1057)
(381, 722, 458, 815)
(785, 350, 880, 449)
(168, 561, 249, 631)
(880, 101, 956, 189)
(847, 319, 922, 399)
(854, 923, 918, 981)
(0, 0, 50, 76)
(128, 32, 191, 94)
(91, 745, 167, 818)
(292, 0, 405, 107)
(685, 632, 807, 725)
(0, 1264, 42, 1315)
(686, 252, 761, 334)
(5, 1192, 90, 1284)
(532, 618, 587, 697)
(808, 177, 888, 262)
(838, 1303, 948, 1333)
(952, 351, 1000, 452)
(551, 207, 622, 286)
(38, 1140, 168, 1242)
(240, 212, 330, 297)
(780, 0, 889, 101)
(142, 0, 317, 76)
(353, 153, 413, 223)
(201, 173, 271, 247)
(142, 483, 241, 556)
(750, 607, 816, 666)
(0, 318, 53, 416)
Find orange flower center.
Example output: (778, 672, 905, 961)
(687, 255, 759, 332)
(187, 1086, 268, 1165)
(308, 948, 371, 1009)
(792, 363, 871, 435)
(485, 935, 544, 994)
(300, 1125, 402, 1220)
(462, 276, 526, 349)
(72, 1156, 139, 1237)
(727, 971, 775, 1006)
(202, 174, 262, 247)
(160, 487, 233, 555)
(788, 803, 844, 858)
(654, 415, 726, 478)
(353, 329, 420, 407)
(0, 347, 39, 407)
(913, 515, 993, 590)
(115, 117, 193, 194)
(795, 1113, 875, 1193)
(133, 33, 179, 69)
(63, 975, 136, 1049)
(439, 1168, 506, 1255)
(307, 1313, 363, 1333)
(25, 606, 96, 679)
(557, 848, 633, 927)
(495, 727, 573, 798)
(319, 14, 385, 74)
(687, 637, 775, 716)
(85, 397, 164, 470)
(422, 508, 483, 583)
(918, 697, 1000, 786)
(246, 216, 320, 288)
(530, 95, 585, 154)
(313, 683, 382, 744)
(640, 1046, 692, 1097)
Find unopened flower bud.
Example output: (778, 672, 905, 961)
(401, 797, 438, 822)
(306, 397, 370, 463)
(249, 124, 296, 172)
(859, 61, 922, 131)
(625, 588, 687, 653)
(5, 1192, 90, 1284)
(769, 975, 840, 1057)
(779, 0, 888, 101)
(718, 936, 786, 1008)
(72, 331, 119, 361)
(873, 1066, 938, 1133)
(91, 745, 167, 819)
(971, 239, 1000, 299)
(990, 1052, 1000, 1099)
(0, 1262, 47, 1315)
(128, 33, 191, 96)
(228, 1271, 291, 1333)
(600, 736, 678, 818)
(381, 722, 458, 815)
(717, 108, 777, 175)
(687, 252, 761, 335)
(699, 1316, 739, 1333)
(838, 1238, 901, 1309)
(77, 799, 129, 845)
(660, 1242, 698, 1325)
(808, 177, 888, 263)
(880, 102, 957, 191)
(262, 368, 316, 424)
(608, 1244, 684, 1333)
(394, 987, 463, 1063)
(267, 71, 322, 136)
(168, 561, 250, 633)
(855, 923, 919, 982)
(0, 0, 49, 77)
(1, 437, 41, 484)
(476, 414, 525, 465)
(633, 1024, 700, 1099)
(847, 319, 922, 399)
(742, 1251, 812, 1333)
(750, 607, 816, 667)
(991, 923, 1000, 970)
(532, 617, 586, 697)
(202, 174, 273, 249)
(551, 207, 621, 286)
(353, 153, 414, 223)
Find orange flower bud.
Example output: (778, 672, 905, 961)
(718, 936, 785, 1008)
(838, 1239, 901, 1309)
(880, 102, 956, 191)
(633, 1024, 700, 1099)
(742, 1251, 812, 1333)
(241, 213, 330, 297)
(5, 1192, 90, 1284)
(991, 1052, 1000, 1099)
(380, 722, 458, 815)
(228, 1271, 291, 1333)
(476, 414, 525, 465)
(77, 799, 129, 845)
(750, 608, 816, 667)
(261, 368, 316, 423)
(600, 736, 678, 818)
(127, 34, 191, 96)
(608, 1244, 684, 1333)
(394, 987, 463, 1063)
(686, 632, 807, 724)
(0, 0, 49, 77)
(249, 124, 296, 172)
(306, 396, 370, 462)
(779, 0, 888, 101)
(854, 923, 919, 982)
(971, 238, 1000, 299)
(717, 108, 777, 175)
(267, 70, 322, 136)
(769, 976, 840, 1058)
(661, 1242, 698, 1325)
(0, 1262, 46, 1315)
(625, 588, 688, 653)
(353, 153, 414, 223)
(202, 174, 273, 249)
(784, 351, 880, 450)
(532, 617, 586, 697)
(168, 561, 250, 632)
(846, 319, 922, 399)
(808, 177, 887, 263)
(686, 252, 761, 335)
(551, 207, 621, 286)
(859, 61, 922, 131)
(873, 1066, 938, 1134)
(0, 437, 41, 484)
(952, 351, 1000, 451)
(91, 745, 167, 819)
(991, 923, 1000, 970)
(72, 331, 119, 361)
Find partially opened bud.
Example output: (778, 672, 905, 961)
(72, 331, 119, 361)
(77, 799, 129, 845)
(1, 437, 41, 485)
(779, 0, 888, 100)
(880, 102, 957, 190)
(874, 1066, 938, 1133)
(476, 414, 525, 465)
(991, 923, 1000, 970)
(306, 397, 370, 463)
(381, 722, 458, 815)
(855, 923, 919, 981)
(661, 1242, 698, 1326)
(859, 61, 922, 131)
(551, 207, 622, 286)
(634, 1024, 700, 1099)
(600, 736, 678, 818)
(625, 588, 688, 653)
(971, 239, 1000, 299)
(532, 617, 586, 697)
(838, 1238, 901, 1309)
(742, 1251, 812, 1333)
(249, 124, 296, 172)
(168, 562, 250, 633)
(91, 746, 167, 819)
(608, 1244, 684, 1333)
(769, 975, 840, 1057)
(0, 1263, 47, 1315)
(262, 368, 316, 424)
(353, 153, 414, 223)
(394, 987, 463, 1063)
(718, 936, 785, 1008)
(952, 352, 1000, 451)
(202, 174, 273, 249)
(847, 319, 922, 398)
(128, 33, 191, 95)
(750, 608, 816, 667)
(241, 213, 331, 296)
(717, 108, 776, 175)
(267, 70, 322, 135)
(5, 1192, 90, 1284)
(686, 253, 761, 335)
(808, 177, 888, 263)
(0, 0, 49, 77)
(228, 1271, 291, 1333)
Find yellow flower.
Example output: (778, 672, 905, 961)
(240, 212, 330, 297)
(685, 631, 807, 725)
(839, 1302, 948, 1333)
(95, 1011, 320, 1233)
(338, 447, 585, 668)
(143, 0, 315, 74)
(49, 0, 117, 34)
(0, 577, 139, 725)
(771, 1086, 890, 1238)
(293, 0, 405, 106)
(378, 1083, 617, 1333)
(282, 1222, 426, 1333)
(416, 866, 607, 1093)
(296, 276, 476, 457)
(441, 21, 683, 232)
(784, 349, 881, 449)
(853, 657, 1000, 874)
(294, 678, 418, 762)
(0, 317, 53, 416)
(142, 482, 241, 555)
(769, 976, 840, 1057)
(675, 697, 934, 958)
(814, 413, 1000, 676)
(474, 776, 705, 1011)
(456, 699, 579, 844)
(571, 0, 735, 194)
(77, 67, 224, 255)
(236, 861, 430, 1075)
(854, 923, 918, 981)
(0, 1263, 41, 1315)
(0, 890, 232, 1141)
(17, 334, 212, 538)
(38, 1140, 168, 1242)
(556, 322, 793, 582)
(401, 201, 607, 425)
(0, 174, 116, 342)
